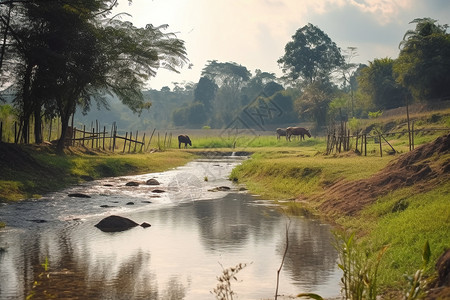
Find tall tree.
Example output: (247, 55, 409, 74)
(278, 23, 344, 85)
(3, 0, 188, 152)
(294, 80, 335, 129)
(394, 18, 450, 101)
(201, 61, 250, 127)
(194, 76, 217, 113)
(358, 58, 407, 110)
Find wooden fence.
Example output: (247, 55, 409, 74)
(326, 121, 450, 157)
(0, 118, 175, 153)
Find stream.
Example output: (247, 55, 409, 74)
(0, 156, 341, 299)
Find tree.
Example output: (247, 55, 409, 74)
(194, 76, 217, 113)
(394, 18, 450, 101)
(201, 61, 250, 127)
(294, 80, 335, 129)
(358, 58, 407, 110)
(3, 0, 188, 153)
(278, 23, 344, 84)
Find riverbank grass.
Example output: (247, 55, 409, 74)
(0, 146, 194, 202)
(230, 150, 393, 201)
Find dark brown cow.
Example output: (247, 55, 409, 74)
(276, 128, 287, 140)
(178, 135, 192, 149)
(286, 127, 311, 141)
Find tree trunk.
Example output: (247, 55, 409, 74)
(33, 107, 43, 144)
(56, 114, 69, 154)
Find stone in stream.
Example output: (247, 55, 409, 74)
(140, 222, 151, 228)
(125, 181, 140, 187)
(208, 186, 231, 192)
(146, 178, 160, 185)
(95, 215, 139, 232)
(68, 193, 91, 198)
(152, 189, 165, 193)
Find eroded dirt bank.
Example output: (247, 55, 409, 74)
(314, 134, 450, 216)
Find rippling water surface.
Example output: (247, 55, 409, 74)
(0, 157, 340, 299)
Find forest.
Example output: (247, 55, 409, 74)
(1, 1, 450, 149)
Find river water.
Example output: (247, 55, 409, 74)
(0, 156, 340, 299)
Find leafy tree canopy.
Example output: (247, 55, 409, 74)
(201, 60, 251, 87)
(358, 58, 407, 110)
(278, 23, 344, 85)
(395, 18, 450, 101)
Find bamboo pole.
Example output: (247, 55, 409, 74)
(134, 130, 138, 152)
(379, 133, 383, 157)
(123, 132, 128, 153)
(103, 126, 106, 150)
(128, 132, 132, 153)
(141, 133, 146, 152)
(147, 128, 156, 151)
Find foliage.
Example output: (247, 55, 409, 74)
(403, 241, 431, 300)
(194, 76, 218, 113)
(333, 232, 388, 300)
(368, 110, 383, 119)
(358, 58, 407, 110)
(278, 23, 344, 84)
(1, 0, 188, 153)
(394, 18, 450, 102)
(295, 80, 336, 128)
(211, 263, 248, 300)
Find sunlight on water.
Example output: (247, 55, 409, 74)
(0, 157, 341, 299)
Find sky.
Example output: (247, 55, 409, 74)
(112, 0, 450, 90)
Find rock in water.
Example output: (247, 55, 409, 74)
(94, 215, 139, 232)
(140, 222, 151, 228)
(68, 193, 91, 198)
(146, 178, 160, 185)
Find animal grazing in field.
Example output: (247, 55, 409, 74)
(178, 135, 192, 149)
(276, 128, 287, 140)
(286, 127, 311, 141)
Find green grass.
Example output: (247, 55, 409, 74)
(357, 184, 450, 288)
(0, 148, 194, 202)
(230, 150, 393, 200)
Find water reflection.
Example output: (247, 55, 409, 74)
(0, 159, 340, 299)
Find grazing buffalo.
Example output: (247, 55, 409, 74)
(276, 128, 287, 140)
(286, 127, 311, 141)
(178, 135, 192, 149)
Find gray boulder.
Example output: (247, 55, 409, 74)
(95, 215, 139, 232)
(146, 178, 160, 185)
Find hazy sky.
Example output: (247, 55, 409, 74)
(113, 0, 450, 90)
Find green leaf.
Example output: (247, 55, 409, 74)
(296, 293, 324, 300)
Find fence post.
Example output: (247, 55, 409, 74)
(112, 125, 116, 152)
(123, 132, 128, 153)
(361, 134, 367, 156)
(147, 128, 156, 151)
(103, 126, 106, 150)
(379, 133, 383, 157)
(91, 128, 94, 148)
(158, 132, 160, 150)
(141, 133, 146, 152)
(128, 132, 133, 153)
(134, 130, 138, 152)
